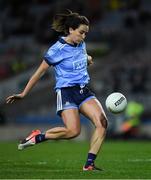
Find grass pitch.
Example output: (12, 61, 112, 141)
(0, 140, 150, 179)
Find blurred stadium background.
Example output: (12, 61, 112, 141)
(0, 0, 151, 141)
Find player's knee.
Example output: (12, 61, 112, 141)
(100, 113, 108, 129)
(95, 113, 108, 130)
(68, 128, 80, 138)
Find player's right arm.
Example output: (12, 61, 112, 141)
(6, 60, 49, 104)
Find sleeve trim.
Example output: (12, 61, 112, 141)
(43, 57, 53, 66)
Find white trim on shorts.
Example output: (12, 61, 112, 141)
(57, 89, 63, 111)
(79, 96, 96, 108)
(56, 89, 96, 115)
(56, 89, 78, 115)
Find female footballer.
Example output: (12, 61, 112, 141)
(6, 10, 108, 171)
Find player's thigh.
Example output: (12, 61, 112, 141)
(61, 109, 81, 132)
(80, 98, 108, 128)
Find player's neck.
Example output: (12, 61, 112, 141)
(64, 36, 74, 45)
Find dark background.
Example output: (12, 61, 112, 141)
(0, 0, 151, 140)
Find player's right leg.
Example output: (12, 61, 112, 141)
(45, 109, 81, 139)
(18, 109, 81, 150)
(18, 87, 81, 150)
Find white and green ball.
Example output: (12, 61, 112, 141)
(105, 92, 127, 114)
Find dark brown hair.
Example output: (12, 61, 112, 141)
(52, 10, 89, 35)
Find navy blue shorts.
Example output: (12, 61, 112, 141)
(56, 85, 95, 116)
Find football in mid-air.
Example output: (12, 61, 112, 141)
(105, 92, 127, 114)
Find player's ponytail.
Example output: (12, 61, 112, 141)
(52, 10, 89, 35)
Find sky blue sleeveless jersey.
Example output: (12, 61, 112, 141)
(44, 37, 90, 90)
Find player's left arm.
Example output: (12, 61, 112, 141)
(87, 55, 94, 66)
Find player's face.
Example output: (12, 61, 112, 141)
(69, 24, 89, 44)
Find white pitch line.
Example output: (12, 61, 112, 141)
(127, 158, 151, 162)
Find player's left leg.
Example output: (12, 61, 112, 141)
(79, 98, 108, 171)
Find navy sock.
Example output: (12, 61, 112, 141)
(85, 153, 97, 167)
(35, 134, 47, 144)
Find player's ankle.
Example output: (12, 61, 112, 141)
(35, 134, 47, 143)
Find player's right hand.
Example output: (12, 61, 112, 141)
(6, 93, 24, 104)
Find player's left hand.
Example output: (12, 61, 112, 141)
(87, 55, 93, 66)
